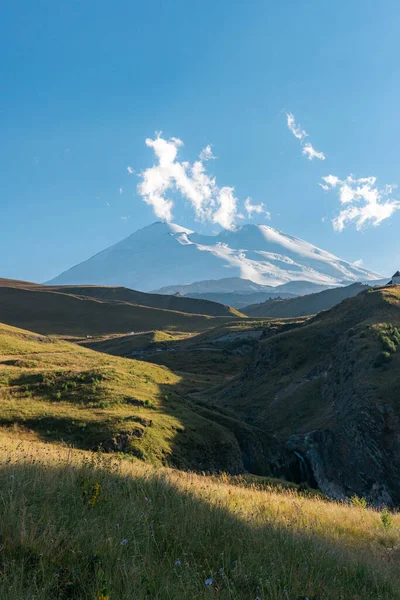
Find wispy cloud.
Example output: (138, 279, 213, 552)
(286, 112, 325, 161)
(127, 166, 134, 174)
(119, 187, 123, 194)
(353, 258, 364, 267)
(199, 145, 216, 161)
(244, 197, 271, 219)
(286, 112, 307, 140)
(137, 133, 266, 230)
(321, 174, 400, 231)
(302, 142, 326, 161)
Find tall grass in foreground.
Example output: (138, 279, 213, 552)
(0, 436, 399, 599)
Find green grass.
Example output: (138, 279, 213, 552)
(0, 322, 284, 475)
(0, 285, 244, 336)
(0, 435, 399, 599)
(80, 330, 193, 357)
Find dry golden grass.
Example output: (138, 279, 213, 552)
(0, 434, 399, 599)
(0, 322, 270, 474)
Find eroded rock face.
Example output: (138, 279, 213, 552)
(286, 335, 400, 506)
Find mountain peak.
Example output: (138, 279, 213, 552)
(131, 221, 194, 237)
(47, 221, 381, 291)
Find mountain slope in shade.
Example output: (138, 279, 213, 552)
(0, 278, 241, 318)
(154, 277, 333, 296)
(243, 282, 371, 318)
(211, 285, 400, 505)
(0, 283, 238, 336)
(181, 291, 295, 310)
(48, 221, 381, 291)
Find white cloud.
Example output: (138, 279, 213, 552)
(127, 166, 134, 174)
(119, 187, 123, 194)
(353, 259, 363, 267)
(121, 215, 131, 220)
(138, 133, 265, 230)
(320, 174, 400, 231)
(286, 112, 326, 161)
(302, 143, 326, 161)
(286, 112, 308, 140)
(320, 174, 340, 191)
(244, 197, 270, 220)
(199, 145, 216, 161)
(212, 187, 239, 230)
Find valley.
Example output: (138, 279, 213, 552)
(2, 273, 400, 598)
(1, 247, 399, 599)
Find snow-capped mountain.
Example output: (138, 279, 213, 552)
(47, 221, 381, 291)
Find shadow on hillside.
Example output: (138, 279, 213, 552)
(0, 458, 396, 599)
(0, 339, 312, 486)
(146, 351, 311, 486)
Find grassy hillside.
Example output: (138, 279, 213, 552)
(243, 282, 369, 317)
(0, 278, 242, 317)
(79, 330, 192, 357)
(0, 322, 294, 476)
(79, 320, 294, 377)
(211, 286, 400, 505)
(0, 285, 241, 336)
(1, 435, 399, 599)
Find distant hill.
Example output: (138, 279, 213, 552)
(0, 281, 241, 336)
(243, 282, 370, 317)
(210, 284, 400, 505)
(44, 284, 241, 317)
(0, 278, 240, 318)
(47, 221, 381, 290)
(186, 291, 295, 309)
(154, 277, 276, 295)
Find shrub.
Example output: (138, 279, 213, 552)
(350, 495, 367, 509)
(381, 508, 393, 530)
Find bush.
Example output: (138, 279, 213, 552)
(350, 495, 367, 509)
(381, 508, 393, 530)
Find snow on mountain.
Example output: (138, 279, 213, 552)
(47, 221, 381, 291)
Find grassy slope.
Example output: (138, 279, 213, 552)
(0, 285, 240, 336)
(208, 286, 400, 503)
(214, 287, 400, 431)
(243, 282, 369, 318)
(0, 278, 243, 317)
(1, 435, 399, 599)
(44, 284, 243, 317)
(79, 330, 192, 357)
(0, 322, 289, 475)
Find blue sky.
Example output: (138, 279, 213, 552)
(1, 0, 399, 282)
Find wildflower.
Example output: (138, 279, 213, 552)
(205, 578, 213, 587)
(120, 539, 128, 546)
(115, 523, 120, 529)
(145, 497, 151, 503)
(219, 567, 224, 574)
(174, 560, 181, 567)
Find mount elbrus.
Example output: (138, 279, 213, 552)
(48, 221, 381, 291)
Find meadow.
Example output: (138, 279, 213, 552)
(0, 434, 399, 599)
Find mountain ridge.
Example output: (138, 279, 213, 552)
(243, 282, 371, 317)
(47, 221, 382, 291)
